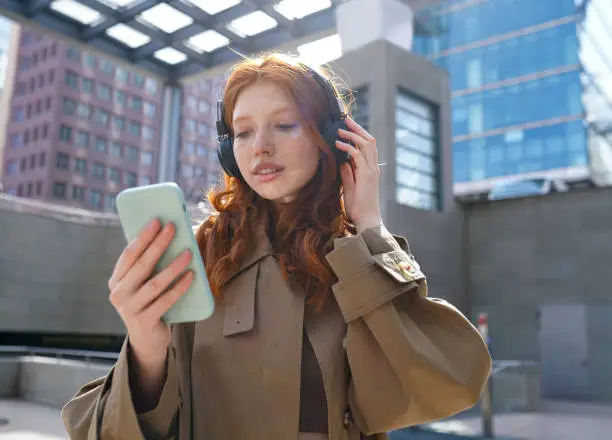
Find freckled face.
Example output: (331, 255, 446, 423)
(231, 81, 320, 204)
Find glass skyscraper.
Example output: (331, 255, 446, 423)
(414, 0, 612, 197)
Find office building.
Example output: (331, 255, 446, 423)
(0, 17, 17, 184)
(414, 0, 612, 197)
(1, 28, 220, 210)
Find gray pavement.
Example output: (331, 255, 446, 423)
(1, 398, 612, 440)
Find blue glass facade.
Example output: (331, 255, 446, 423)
(414, 0, 612, 188)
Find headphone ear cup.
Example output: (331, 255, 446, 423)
(322, 118, 351, 165)
(217, 138, 242, 179)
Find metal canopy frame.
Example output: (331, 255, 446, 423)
(0, 0, 343, 82)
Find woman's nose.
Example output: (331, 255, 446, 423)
(251, 128, 274, 155)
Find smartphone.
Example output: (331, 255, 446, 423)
(116, 182, 215, 324)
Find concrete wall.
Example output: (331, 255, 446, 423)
(0, 197, 126, 334)
(331, 40, 467, 309)
(465, 186, 612, 403)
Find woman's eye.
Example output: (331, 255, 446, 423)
(277, 123, 298, 131)
(234, 131, 249, 138)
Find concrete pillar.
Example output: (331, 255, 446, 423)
(335, 0, 415, 55)
(158, 84, 182, 182)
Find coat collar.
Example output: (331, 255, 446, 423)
(223, 215, 275, 284)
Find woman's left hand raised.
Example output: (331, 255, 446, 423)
(335, 117, 383, 233)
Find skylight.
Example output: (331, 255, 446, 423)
(227, 11, 278, 37)
(274, 0, 332, 20)
(154, 47, 188, 65)
(187, 30, 231, 53)
(50, 0, 102, 25)
(103, 0, 136, 8)
(189, 0, 242, 15)
(106, 23, 151, 48)
(138, 3, 194, 33)
(298, 34, 342, 66)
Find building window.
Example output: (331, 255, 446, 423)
(115, 90, 127, 106)
(94, 137, 107, 153)
(106, 193, 117, 212)
(125, 171, 137, 187)
(74, 158, 87, 174)
(97, 84, 111, 100)
(93, 162, 106, 179)
(66, 46, 80, 62)
(90, 189, 103, 208)
(144, 102, 156, 118)
(126, 145, 139, 162)
(75, 130, 90, 148)
(82, 78, 93, 93)
(6, 160, 18, 175)
(55, 153, 70, 170)
(128, 121, 141, 137)
(62, 98, 75, 115)
(112, 116, 125, 131)
(77, 103, 92, 119)
(143, 126, 155, 140)
(116, 67, 128, 83)
(59, 125, 72, 142)
(132, 73, 145, 88)
(72, 185, 85, 201)
(83, 52, 96, 68)
(52, 182, 66, 199)
(95, 109, 109, 126)
(109, 167, 121, 183)
(141, 151, 153, 165)
(64, 71, 78, 89)
(131, 96, 143, 111)
(395, 89, 440, 211)
(110, 142, 122, 157)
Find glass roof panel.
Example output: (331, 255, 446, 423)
(103, 0, 137, 9)
(138, 3, 194, 33)
(154, 47, 188, 64)
(106, 23, 151, 48)
(226, 10, 277, 37)
(50, 0, 103, 25)
(0, 0, 346, 79)
(274, 0, 332, 20)
(187, 30, 231, 53)
(297, 34, 342, 66)
(189, 0, 242, 15)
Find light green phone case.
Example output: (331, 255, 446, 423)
(116, 182, 215, 324)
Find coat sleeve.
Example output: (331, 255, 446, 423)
(61, 337, 180, 440)
(325, 225, 492, 435)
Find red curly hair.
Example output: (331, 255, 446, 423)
(195, 53, 357, 308)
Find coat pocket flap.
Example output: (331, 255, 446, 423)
(371, 250, 425, 284)
(223, 263, 258, 337)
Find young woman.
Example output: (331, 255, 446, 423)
(62, 54, 491, 440)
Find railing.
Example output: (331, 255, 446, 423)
(0, 345, 118, 363)
(0, 193, 210, 226)
(0, 194, 121, 226)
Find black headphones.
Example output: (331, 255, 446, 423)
(215, 64, 351, 180)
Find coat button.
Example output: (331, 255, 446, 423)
(343, 410, 353, 428)
(398, 262, 415, 280)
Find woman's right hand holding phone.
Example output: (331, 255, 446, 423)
(107, 218, 194, 409)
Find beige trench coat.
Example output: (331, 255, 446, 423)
(61, 224, 492, 440)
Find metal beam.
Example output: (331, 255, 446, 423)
(82, 0, 159, 40)
(26, 0, 51, 16)
(0, 0, 343, 81)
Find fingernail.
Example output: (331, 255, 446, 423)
(148, 218, 160, 229)
(183, 249, 192, 258)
